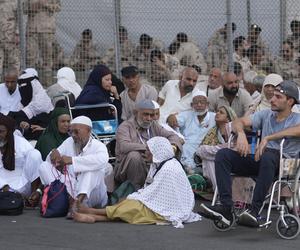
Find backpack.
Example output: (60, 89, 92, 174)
(40, 179, 69, 218)
(0, 191, 24, 215)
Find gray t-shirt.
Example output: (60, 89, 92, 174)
(250, 109, 300, 157)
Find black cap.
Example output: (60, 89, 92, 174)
(250, 24, 262, 33)
(121, 66, 139, 77)
(275, 80, 299, 104)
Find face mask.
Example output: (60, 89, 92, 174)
(0, 139, 7, 147)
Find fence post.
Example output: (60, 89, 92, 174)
(280, 0, 287, 49)
(113, 0, 121, 78)
(226, 0, 233, 72)
(17, 0, 26, 70)
(246, 0, 251, 34)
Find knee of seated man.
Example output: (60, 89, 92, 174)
(127, 151, 144, 162)
(215, 148, 233, 162)
(259, 149, 280, 166)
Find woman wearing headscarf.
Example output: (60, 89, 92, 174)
(35, 107, 71, 160)
(73, 136, 201, 228)
(47, 67, 82, 106)
(252, 73, 283, 112)
(195, 105, 237, 189)
(75, 65, 122, 122)
(0, 114, 42, 206)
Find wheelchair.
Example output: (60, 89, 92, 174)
(52, 91, 118, 163)
(210, 135, 300, 240)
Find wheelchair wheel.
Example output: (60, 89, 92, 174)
(293, 167, 300, 217)
(213, 213, 236, 232)
(276, 214, 300, 240)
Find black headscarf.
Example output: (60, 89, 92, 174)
(75, 65, 112, 105)
(0, 114, 16, 171)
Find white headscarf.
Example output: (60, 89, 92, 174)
(57, 67, 82, 99)
(147, 136, 174, 163)
(128, 136, 201, 228)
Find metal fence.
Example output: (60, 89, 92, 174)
(1, 0, 300, 87)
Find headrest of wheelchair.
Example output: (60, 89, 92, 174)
(71, 116, 92, 128)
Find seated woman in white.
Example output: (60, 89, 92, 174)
(0, 114, 43, 206)
(74, 136, 201, 228)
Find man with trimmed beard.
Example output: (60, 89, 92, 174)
(114, 99, 183, 190)
(39, 116, 110, 218)
(166, 90, 215, 173)
(208, 72, 253, 117)
(157, 67, 199, 123)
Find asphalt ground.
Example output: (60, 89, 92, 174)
(1, 199, 299, 250)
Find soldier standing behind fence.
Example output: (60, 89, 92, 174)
(207, 23, 236, 73)
(0, 0, 20, 81)
(23, 0, 61, 86)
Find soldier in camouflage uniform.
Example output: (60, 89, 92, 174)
(274, 41, 298, 80)
(145, 49, 181, 90)
(246, 24, 271, 61)
(69, 29, 101, 71)
(132, 33, 164, 76)
(173, 41, 207, 74)
(286, 20, 300, 60)
(24, 0, 61, 74)
(100, 26, 135, 73)
(247, 45, 274, 75)
(207, 23, 236, 72)
(0, 0, 20, 81)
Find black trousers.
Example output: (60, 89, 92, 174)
(215, 148, 280, 214)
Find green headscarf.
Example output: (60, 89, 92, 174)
(35, 108, 70, 160)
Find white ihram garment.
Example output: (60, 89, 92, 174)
(39, 137, 109, 207)
(0, 135, 42, 196)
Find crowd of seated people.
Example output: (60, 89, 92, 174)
(1, 19, 300, 229)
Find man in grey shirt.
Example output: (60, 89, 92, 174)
(200, 80, 300, 227)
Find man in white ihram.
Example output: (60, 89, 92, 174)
(39, 116, 109, 218)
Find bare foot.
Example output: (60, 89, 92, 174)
(73, 212, 96, 223)
(77, 204, 93, 214)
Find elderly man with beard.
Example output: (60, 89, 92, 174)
(39, 116, 110, 218)
(114, 99, 183, 190)
(167, 90, 216, 173)
(158, 67, 199, 124)
(0, 114, 42, 207)
(208, 72, 253, 117)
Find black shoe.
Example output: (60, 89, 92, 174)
(199, 204, 233, 226)
(238, 210, 259, 227)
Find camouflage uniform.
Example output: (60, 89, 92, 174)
(207, 29, 228, 72)
(0, 0, 20, 80)
(146, 53, 180, 91)
(68, 39, 100, 71)
(173, 42, 207, 74)
(286, 34, 300, 60)
(100, 39, 135, 73)
(24, 0, 61, 72)
(247, 35, 272, 62)
(52, 38, 65, 70)
(132, 38, 164, 75)
(274, 56, 298, 80)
